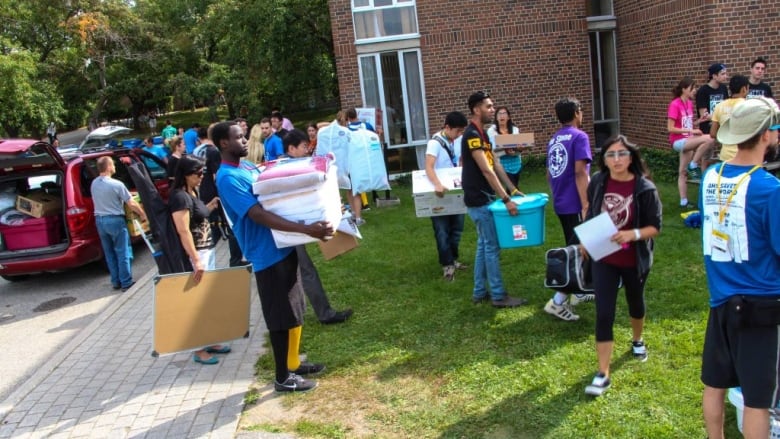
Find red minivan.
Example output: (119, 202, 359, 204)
(0, 139, 169, 281)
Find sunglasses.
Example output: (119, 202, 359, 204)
(604, 150, 631, 159)
(188, 170, 204, 177)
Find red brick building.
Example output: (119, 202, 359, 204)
(328, 0, 779, 173)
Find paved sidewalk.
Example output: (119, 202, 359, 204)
(0, 242, 269, 439)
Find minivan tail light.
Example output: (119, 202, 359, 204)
(66, 206, 92, 235)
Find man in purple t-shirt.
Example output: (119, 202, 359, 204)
(544, 97, 594, 321)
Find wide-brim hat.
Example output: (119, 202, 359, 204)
(717, 97, 780, 146)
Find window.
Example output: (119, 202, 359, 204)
(589, 30, 619, 149)
(352, 0, 418, 42)
(359, 50, 429, 151)
(587, 0, 618, 150)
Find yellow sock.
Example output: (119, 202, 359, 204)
(287, 326, 302, 371)
(361, 192, 368, 206)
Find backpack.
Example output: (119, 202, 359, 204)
(544, 245, 593, 293)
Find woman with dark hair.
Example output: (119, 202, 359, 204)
(487, 106, 522, 187)
(667, 77, 714, 207)
(169, 155, 228, 365)
(583, 135, 662, 397)
(306, 123, 319, 155)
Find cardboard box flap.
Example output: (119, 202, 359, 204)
(494, 133, 534, 150)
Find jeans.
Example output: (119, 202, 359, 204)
(431, 214, 465, 266)
(96, 215, 133, 288)
(467, 205, 506, 300)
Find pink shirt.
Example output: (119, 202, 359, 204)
(668, 97, 694, 145)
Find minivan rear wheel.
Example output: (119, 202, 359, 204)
(1, 275, 30, 282)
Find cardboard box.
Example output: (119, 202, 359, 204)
(16, 191, 63, 218)
(412, 168, 467, 218)
(494, 133, 534, 150)
(318, 231, 359, 260)
(125, 193, 150, 237)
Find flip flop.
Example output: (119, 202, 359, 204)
(205, 345, 231, 354)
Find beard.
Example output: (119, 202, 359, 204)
(480, 112, 492, 125)
(764, 142, 779, 162)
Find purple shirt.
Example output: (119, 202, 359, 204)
(546, 125, 592, 214)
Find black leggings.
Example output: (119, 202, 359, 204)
(592, 261, 647, 342)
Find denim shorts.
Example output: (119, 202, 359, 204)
(672, 138, 686, 152)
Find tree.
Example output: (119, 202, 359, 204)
(0, 50, 64, 137)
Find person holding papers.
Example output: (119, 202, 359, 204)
(582, 134, 662, 397)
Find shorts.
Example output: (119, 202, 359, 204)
(672, 138, 687, 152)
(253, 251, 306, 331)
(701, 300, 780, 408)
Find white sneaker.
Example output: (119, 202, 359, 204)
(570, 293, 595, 306)
(544, 299, 580, 321)
(442, 265, 455, 281)
(585, 372, 611, 396)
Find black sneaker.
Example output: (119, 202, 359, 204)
(274, 374, 318, 393)
(584, 372, 611, 396)
(291, 362, 326, 376)
(320, 309, 353, 324)
(492, 295, 528, 308)
(632, 340, 648, 362)
(472, 295, 490, 304)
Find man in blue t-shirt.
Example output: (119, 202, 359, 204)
(700, 97, 780, 439)
(183, 123, 200, 154)
(213, 121, 333, 394)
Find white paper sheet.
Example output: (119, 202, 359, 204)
(574, 212, 622, 261)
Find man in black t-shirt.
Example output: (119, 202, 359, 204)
(696, 63, 730, 135)
(197, 125, 247, 267)
(461, 91, 527, 308)
(747, 57, 774, 99)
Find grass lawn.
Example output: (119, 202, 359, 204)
(238, 164, 745, 438)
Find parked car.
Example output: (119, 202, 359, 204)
(0, 139, 170, 281)
(78, 125, 133, 151)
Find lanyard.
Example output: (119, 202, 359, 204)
(716, 162, 760, 224)
(472, 123, 489, 148)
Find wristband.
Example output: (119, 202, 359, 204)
(633, 228, 641, 241)
(511, 188, 520, 196)
(501, 195, 511, 204)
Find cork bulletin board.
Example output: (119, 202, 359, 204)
(152, 265, 252, 356)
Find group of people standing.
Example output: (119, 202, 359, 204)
(426, 91, 660, 398)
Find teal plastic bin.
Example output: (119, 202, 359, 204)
(488, 193, 549, 248)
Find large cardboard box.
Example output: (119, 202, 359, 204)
(125, 193, 150, 237)
(318, 231, 359, 260)
(412, 167, 467, 218)
(16, 191, 62, 218)
(494, 133, 534, 150)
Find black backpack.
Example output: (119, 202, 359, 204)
(544, 245, 593, 293)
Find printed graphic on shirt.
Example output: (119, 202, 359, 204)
(467, 138, 482, 150)
(548, 140, 569, 179)
(682, 113, 693, 130)
(602, 192, 634, 229)
(747, 89, 766, 99)
(701, 172, 750, 262)
(709, 95, 725, 114)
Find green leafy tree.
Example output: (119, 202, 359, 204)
(0, 50, 64, 137)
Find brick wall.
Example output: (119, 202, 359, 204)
(328, 0, 593, 156)
(609, 0, 778, 150)
(328, 0, 780, 159)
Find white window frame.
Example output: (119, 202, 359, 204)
(358, 48, 429, 149)
(352, 0, 420, 44)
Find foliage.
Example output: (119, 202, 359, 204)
(0, 51, 64, 137)
(641, 146, 681, 182)
(0, 0, 337, 133)
(242, 170, 734, 438)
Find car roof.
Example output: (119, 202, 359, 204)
(86, 126, 133, 140)
(0, 139, 66, 174)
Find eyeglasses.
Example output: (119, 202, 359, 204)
(188, 170, 204, 177)
(604, 150, 631, 159)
